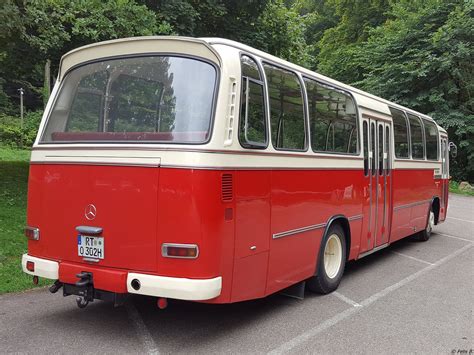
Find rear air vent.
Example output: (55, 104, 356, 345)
(221, 174, 233, 202)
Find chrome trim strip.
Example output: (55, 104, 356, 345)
(76, 226, 103, 235)
(30, 161, 159, 168)
(394, 199, 431, 212)
(358, 243, 390, 259)
(273, 222, 327, 239)
(161, 243, 199, 259)
(161, 165, 363, 171)
(273, 214, 363, 240)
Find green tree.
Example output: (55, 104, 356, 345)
(0, 0, 172, 113)
(355, 0, 473, 181)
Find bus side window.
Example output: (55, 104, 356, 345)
(304, 77, 358, 154)
(363, 121, 369, 176)
(378, 124, 383, 175)
(239, 55, 267, 148)
(371, 122, 376, 175)
(385, 126, 390, 173)
(263, 63, 306, 151)
(424, 120, 439, 160)
(407, 113, 424, 159)
(390, 108, 409, 158)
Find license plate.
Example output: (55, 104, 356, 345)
(78, 235, 104, 259)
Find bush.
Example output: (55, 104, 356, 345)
(0, 111, 43, 148)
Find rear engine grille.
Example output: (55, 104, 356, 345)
(221, 174, 233, 202)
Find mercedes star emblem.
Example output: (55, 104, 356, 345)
(84, 204, 97, 220)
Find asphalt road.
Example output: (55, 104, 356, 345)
(1, 194, 473, 354)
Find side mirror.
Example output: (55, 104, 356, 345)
(448, 141, 457, 158)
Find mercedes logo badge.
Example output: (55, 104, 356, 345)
(84, 204, 97, 220)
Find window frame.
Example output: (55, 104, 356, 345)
(262, 60, 309, 153)
(407, 113, 426, 160)
(423, 118, 440, 161)
(38, 53, 220, 145)
(302, 75, 360, 156)
(238, 53, 269, 149)
(390, 107, 411, 160)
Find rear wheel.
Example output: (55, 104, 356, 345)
(416, 209, 434, 242)
(307, 224, 346, 294)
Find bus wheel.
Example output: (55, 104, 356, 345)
(417, 209, 434, 242)
(307, 224, 346, 294)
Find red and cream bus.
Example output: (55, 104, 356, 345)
(22, 37, 451, 308)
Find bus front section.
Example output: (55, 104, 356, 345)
(22, 37, 230, 307)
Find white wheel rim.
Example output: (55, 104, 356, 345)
(427, 211, 435, 233)
(324, 234, 343, 279)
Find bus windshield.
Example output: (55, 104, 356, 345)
(41, 56, 217, 144)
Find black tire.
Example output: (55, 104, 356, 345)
(307, 224, 346, 294)
(415, 207, 435, 242)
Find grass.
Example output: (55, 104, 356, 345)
(449, 180, 474, 197)
(0, 147, 49, 294)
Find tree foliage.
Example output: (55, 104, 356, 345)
(0, 0, 472, 180)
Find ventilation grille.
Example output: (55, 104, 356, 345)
(221, 174, 233, 202)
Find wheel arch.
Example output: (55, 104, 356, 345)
(323, 215, 351, 262)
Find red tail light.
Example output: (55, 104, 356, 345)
(24, 226, 40, 240)
(162, 244, 199, 259)
(26, 261, 35, 272)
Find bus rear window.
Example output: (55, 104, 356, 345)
(41, 56, 217, 144)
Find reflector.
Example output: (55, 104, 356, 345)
(26, 261, 35, 272)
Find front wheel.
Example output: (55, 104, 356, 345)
(307, 224, 346, 294)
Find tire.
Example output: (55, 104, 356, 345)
(416, 208, 435, 242)
(307, 224, 346, 294)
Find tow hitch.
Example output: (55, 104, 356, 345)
(58, 272, 127, 308)
(74, 272, 94, 308)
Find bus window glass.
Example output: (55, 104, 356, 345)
(408, 114, 424, 159)
(390, 108, 409, 158)
(379, 124, 383, 175)
(304, 78, 358, 154)
(371, 122, 376, 175)
(424, 120, 439, 160)
(239, 56, 267, 148)
(363, 121, 368, 176)
(263, 63, 306, 150)
(385, 126, 390, 173)
(41, 56, 217, 144)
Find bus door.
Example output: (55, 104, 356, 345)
(361, 118, 392, 254)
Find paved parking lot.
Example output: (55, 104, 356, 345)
(1, 194, 472, 354)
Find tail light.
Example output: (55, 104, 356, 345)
(24, 226, 40, 240)
(26, 261, 35, 272)
(162, 244, 199, 259)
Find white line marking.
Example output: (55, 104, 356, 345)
(435, 233, 473, 243)
(126, 302, 160, 355)
(332, 292, 362, 307)
(391, 251, 434, 265)
(446, 217, 474, 223)
(268, 243, 473, 354)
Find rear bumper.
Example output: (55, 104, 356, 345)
(22, 254, 59, 279)
(127, 273, 222, 301)
(21, 254, 222, 301)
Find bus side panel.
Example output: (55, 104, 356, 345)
(231, 170, 271, 302)
(390, 168, 439, 242)
(266, 169, 364, 295)
(155, 168, 234, 303)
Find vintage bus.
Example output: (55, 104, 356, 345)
(22, 37, 451, 308)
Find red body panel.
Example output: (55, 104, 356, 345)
(26, 162, 445, 303)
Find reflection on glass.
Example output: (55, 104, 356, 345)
(42, 56, 216, 143)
